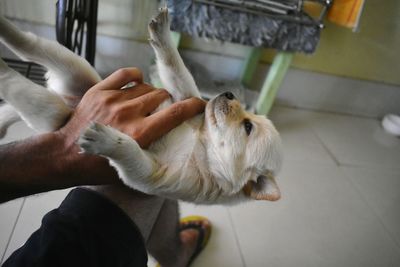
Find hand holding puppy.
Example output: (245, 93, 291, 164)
(58, 67, 205, 148)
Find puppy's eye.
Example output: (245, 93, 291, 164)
(243, 119, 253, 136)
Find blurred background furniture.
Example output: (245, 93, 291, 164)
(56, 0, 99, 66)
(167, 0, 331, 114)
(0, 0, 99, 105)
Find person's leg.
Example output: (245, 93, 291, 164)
(3, 188, 149, 267)
(85, 185, 165, 242)
(146, 199, 211, 267)
(87, 185, 210, 267)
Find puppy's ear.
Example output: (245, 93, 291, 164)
(243, 172, 281, 201)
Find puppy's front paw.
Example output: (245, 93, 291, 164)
(78, 122, 124, 157)
(148, 7, 171, 47)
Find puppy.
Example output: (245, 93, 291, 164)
(0, 8, 282, 204)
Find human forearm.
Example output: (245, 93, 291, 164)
(0, 132, 119, 203)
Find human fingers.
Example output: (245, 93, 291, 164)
(94, 68, 143, 90)
(138, 97, 206, 147)
(126, 89, 170, 115)
(120, 83, 157, 101)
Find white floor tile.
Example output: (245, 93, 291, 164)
(309, 113, 400, 169)
(0, 121, 34, 145)
(0, 119, 35, 264)
(229, 161, 400, 267)
(269, 107, 336, 165)
(2, 189, 71, 261)
(342, 166, 400, 247)
(0, 198, 24, 263)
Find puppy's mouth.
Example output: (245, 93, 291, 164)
(206, 96, 229, 127)
(205, 98, 217, 126)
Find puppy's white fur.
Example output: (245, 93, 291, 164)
(0, 9, 282, 204)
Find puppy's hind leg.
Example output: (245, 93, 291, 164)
(149, 8, 201, 101)
(78, 123, 164, 195)
(0, 58, 71, 132)
(0, 16, 101, 105)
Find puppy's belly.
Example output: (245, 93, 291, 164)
(149, 119, 198, 162)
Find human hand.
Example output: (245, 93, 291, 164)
(55, 67, 205, 184)
(58, 67, 205, 148)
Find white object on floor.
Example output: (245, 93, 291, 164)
(382, 114, 400, 136)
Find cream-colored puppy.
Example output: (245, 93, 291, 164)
(0, 9, 282, 204)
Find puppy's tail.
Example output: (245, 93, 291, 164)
(0, 103, 21, 139)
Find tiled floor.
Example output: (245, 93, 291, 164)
(1, 106, 399, 266)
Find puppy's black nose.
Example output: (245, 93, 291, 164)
(223, 91, 235, 100)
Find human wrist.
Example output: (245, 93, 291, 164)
(0, 131, 120, 203)
(0, 132, 77, 202)
(53, 130, 120, 186)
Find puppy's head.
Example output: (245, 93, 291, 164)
(205, 92, 282, 202)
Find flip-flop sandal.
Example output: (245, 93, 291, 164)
(155, 215, 212, 267)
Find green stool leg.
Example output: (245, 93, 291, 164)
(170, 31, 181, 48)
(240, 47, 262, 88)
(256, 52, 293, 115)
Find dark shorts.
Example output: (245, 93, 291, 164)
(2, 188, 148, 267)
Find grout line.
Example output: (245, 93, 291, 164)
(1, 197, 26, 264)
(309, 117, 400, 173)
(310, 127, 341, 167)
(340, 169, 400, 250)
(275, 103, 382, 120)
(295, 107, 400, 172)
(338, 162, 400, 172)
(226, 207, 247, 267)
(286, 106, 400, 250)
(310, 124, 400, 172)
